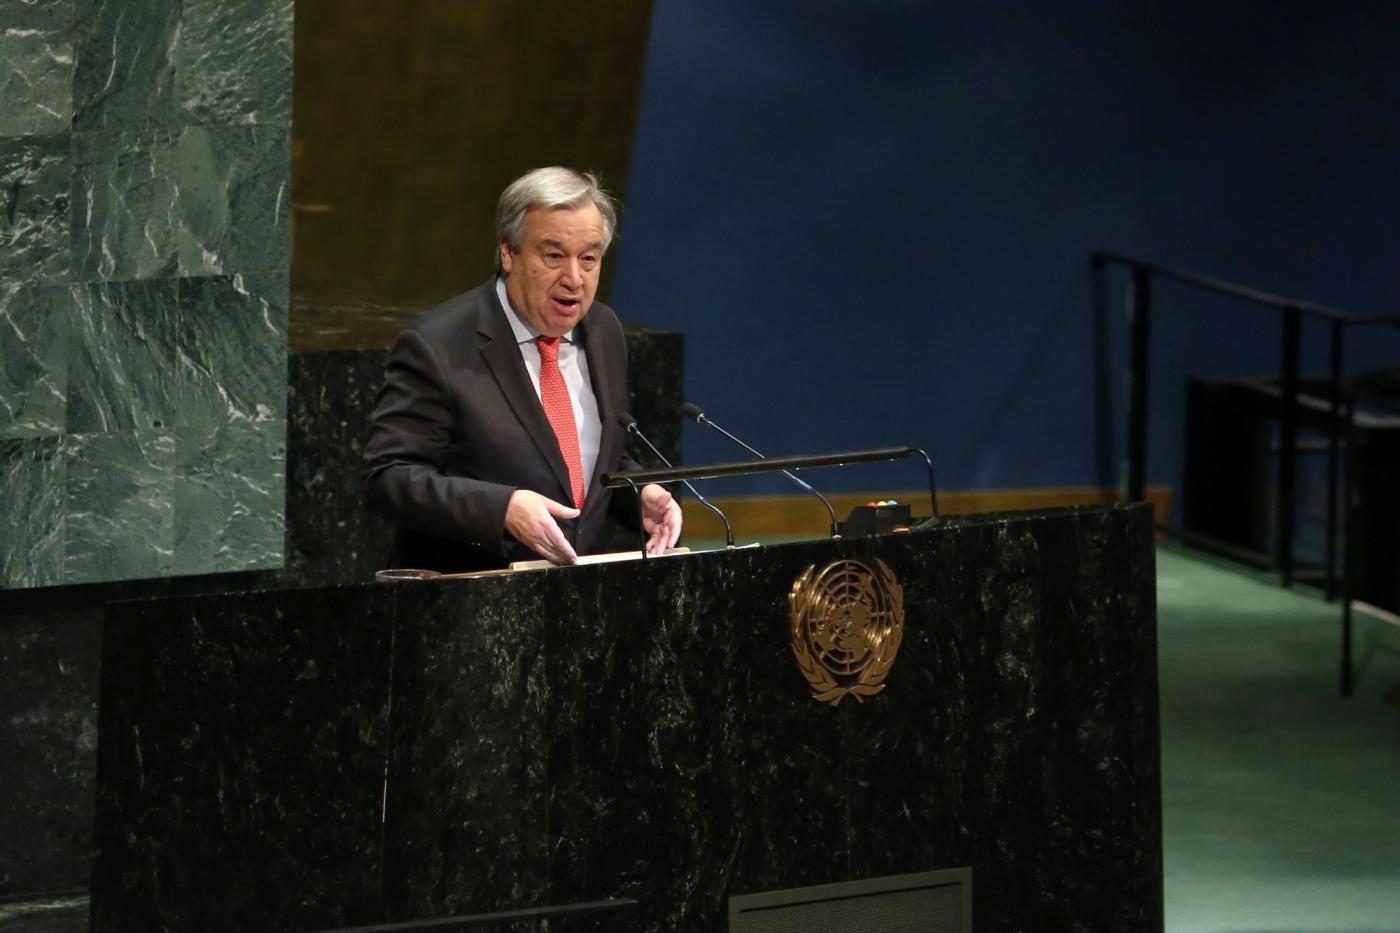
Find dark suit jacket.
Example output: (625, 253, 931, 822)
(362, 280, 639, 571)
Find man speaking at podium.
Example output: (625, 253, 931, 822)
(363, 167, 681, 571)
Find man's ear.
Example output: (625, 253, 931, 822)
(499, 240, 514, 274)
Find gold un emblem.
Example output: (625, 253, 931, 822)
(788, 558, 905, 706)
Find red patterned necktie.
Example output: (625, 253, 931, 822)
(535, 336, 586, 510)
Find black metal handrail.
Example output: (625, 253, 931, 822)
(1093, 251, 1361, 320)
(1093, 251, 1400, 696)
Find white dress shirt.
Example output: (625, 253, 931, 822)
(495, 277, 603, 490)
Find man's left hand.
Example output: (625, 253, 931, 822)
(640, 483, 682, 555)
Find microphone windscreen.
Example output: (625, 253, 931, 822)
(616, 411, 637, 429)
(679, 402, 704, 422)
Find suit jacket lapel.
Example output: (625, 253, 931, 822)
(477, 291, 573, 499)
(580, 314, 621, 507)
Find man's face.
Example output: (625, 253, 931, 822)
(500, 201, 605, 338)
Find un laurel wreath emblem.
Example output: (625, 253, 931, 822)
(788, 558, 905, 706)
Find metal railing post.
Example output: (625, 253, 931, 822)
(1325, 319, 1344, 600)
(1127, 266, 1151, 504)
(1340, 391, 1356, 698)
(1277, 308, 1301, 587)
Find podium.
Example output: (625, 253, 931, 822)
(90, 504, 1161, 932)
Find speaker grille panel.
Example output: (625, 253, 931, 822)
(730, 869, 970, 933)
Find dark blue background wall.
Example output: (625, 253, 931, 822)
(610, 1, 1400, 500)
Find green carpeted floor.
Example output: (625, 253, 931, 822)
(1157, 545, 1400, 932)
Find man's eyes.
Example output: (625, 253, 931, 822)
(541, 252, 598, 267)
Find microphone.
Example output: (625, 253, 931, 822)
(680, 402, 840, 538)
(616, 412, 735, 549)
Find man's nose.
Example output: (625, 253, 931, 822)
(560, 258, 583, 288)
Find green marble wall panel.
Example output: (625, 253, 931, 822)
(0, 0, 75, 137)
(175, 272, 288, 425)
(71, 0, 180, 131)
(66, 279, 181, 434)
(0, 436, 66, 588)
(0, 134, 70, 285)
(62, 430, 175, 583)
(179, 0, 293, 126)
(171, 419, 285, 576)
(71, 125, 290, 282)
(65, 274, 287, 436)
(173, 126, 291, 276)
(69, 129, 181, 280)
(0, 0, 290, 589)
(72, 0, 293, 131)
(0, 284, 68, 439)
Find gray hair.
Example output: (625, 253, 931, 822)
(494, 167, 618, 272)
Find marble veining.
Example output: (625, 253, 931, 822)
(173, 272, 288, 425)
(71, 0, 180, 131)
(171, 125, 290, 276)
(170, 418, 285, 576)
(0, 892, 90, 933)
(62, 429, 175, 584)
(69, 128, 183, 281)
(0, 0, 75, 138)
(58, 272, 287, 579)
(0, 284, 69, 439)
(71, 0, 292, 132)
(70, 126, 290, 283)
(0, 134, 71, 286)
(0, 435, 66, 589)
(65, 278, 182, 434)
(177, 0, 293, 126)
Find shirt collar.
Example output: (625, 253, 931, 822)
(496, 276, 577, 346)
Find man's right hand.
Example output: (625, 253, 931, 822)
(504, 489, 580, 565)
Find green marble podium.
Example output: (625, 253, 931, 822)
(91, 504, 1161, 932)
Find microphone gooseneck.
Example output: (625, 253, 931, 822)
(617, 411, 735, 549)
(680, 402, 841, 538)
